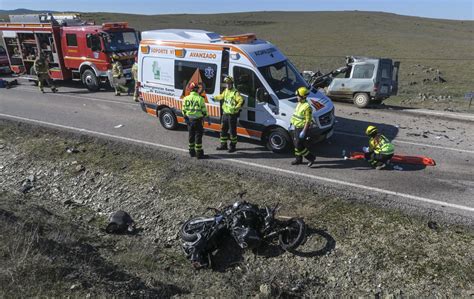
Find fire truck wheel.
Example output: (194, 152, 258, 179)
(266, 127, 291, 153)
(82, 69, 100, 92)
(159, 108, 178, 130)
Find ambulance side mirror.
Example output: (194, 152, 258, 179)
(256, 87, 270, 104)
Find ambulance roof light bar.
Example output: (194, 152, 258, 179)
(221, 33, 257, 44)
(102, 22, 129, 29)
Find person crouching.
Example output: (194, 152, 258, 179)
(364, 125, 395, 170)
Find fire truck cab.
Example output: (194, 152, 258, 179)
(0, 14, 139, 91)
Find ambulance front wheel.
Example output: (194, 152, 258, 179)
(159, 108, 178, 130)
(266, 127, 292, 153)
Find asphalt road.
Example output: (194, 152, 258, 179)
(1, 82, 473, 221)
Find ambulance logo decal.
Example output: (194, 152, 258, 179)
(204, 67, 214, 79)
(152, 61, 161, 80)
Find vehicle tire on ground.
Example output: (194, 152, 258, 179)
(353, 93, 370, 108)
(266, 127, 292, 153)
(180, 217, 214, 242)
(278, 218, 306, 251)
(81, 69, 100, 92)
(159, 107, 178, 130)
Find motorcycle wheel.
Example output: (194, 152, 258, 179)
(180, 217, 214, 242)
(278, 218, 306, 251)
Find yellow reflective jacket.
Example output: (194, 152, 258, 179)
(131, 62, 138, 81)
(183, 91, 208, 120)
(369, 134, 395, 155)
(291, 101, 312, 128)
(112, 61, 123, 78)
(214, 88, 243, 115)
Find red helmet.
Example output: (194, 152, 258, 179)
(189, 82, 199, 91)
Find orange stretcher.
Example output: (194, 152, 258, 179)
(350, 152, 436, 166)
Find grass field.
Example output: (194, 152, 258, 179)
(1, 121, 473, 297)
(1, 11, 473, 110)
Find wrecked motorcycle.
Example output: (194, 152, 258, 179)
(180, 201, 306, 269)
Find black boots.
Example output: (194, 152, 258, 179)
(291, 156, 303, 165)
(189, 149, 196, 157)
(216, 143, 236, 152)
(216, 143, 228, 151)
(292, 156, 315, 167)
(196, 150, 205, 159)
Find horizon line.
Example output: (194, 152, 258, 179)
(1, 8, 473, 22)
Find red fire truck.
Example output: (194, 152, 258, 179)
(0, 45, 11, 74)
(0, 14, 139, 91)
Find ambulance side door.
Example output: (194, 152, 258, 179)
(232, 65, 274, 133)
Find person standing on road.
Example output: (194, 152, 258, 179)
(290, 87, 315, 166)
(183, 82, 211, 159)
(111, 54, 128, 96)
(131, 56, 139, 102)
(214, 76, 243, 153)
(34, 52, 57, 93)
(364, 125, 395, 170)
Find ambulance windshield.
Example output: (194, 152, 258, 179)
(103, 31, 139, 52)
(258, 60, 309, 100)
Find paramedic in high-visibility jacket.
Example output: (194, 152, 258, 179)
(214, 76, 244, 153)
(290, 87, 316, 167)
(364, 125, 395, 170)
(182, 82, 211, 159)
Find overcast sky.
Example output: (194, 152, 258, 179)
(0, 0, 473, 20)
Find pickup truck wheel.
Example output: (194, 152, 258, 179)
(353, 93, 370, 108)
(266, 127, 292, 153)
(82, 69, 100, 92)
(159, 108, 178, 130)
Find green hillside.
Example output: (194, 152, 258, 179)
(2, 11, 473, 110)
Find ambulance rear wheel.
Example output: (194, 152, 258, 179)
(82, 69, 99, 92)
(266, 127, 291, 153)
(159, 108, 178, 130)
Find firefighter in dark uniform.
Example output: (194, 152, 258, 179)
(214, 76, 243, 153)
(34, 52, 57, 93)
(131, 57, 139, 102)
(111, 54, 128, 96)
(364, 125, 395, 170)
(290, 87, 315, 166)
(183, 82, 211, 159)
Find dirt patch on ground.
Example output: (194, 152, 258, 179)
(0, 121, 473, 297)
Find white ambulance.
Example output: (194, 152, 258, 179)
(138, 29, 335, 153)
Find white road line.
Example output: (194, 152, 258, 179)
(336, 131, 474, 154)
(12, 86, 137, 107)
(8, 86, 474, 155)
(405, 109, 474, 122)
(1, 112, 474, 214)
